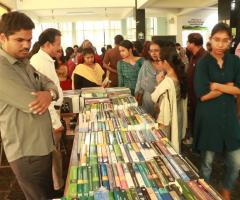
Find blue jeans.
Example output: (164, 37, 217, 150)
(201, 148, 240, 190)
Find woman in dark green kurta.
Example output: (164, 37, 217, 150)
(194, 23, 240, 198)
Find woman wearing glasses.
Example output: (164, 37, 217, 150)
(194, 23, 240, 200)
(151, 45, 188, 153)
(135, 41, 164, 116)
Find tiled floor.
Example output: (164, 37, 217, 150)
(0, 141, 240, 200)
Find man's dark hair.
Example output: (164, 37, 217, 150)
(188, 33, 203, 46)
(175, 43, 181, 47)
(211, 22, 232, 38)
(28, 41, 41, 59)
(38, 28, 61, 46)
(114, 35, 124, 45)
(0, 11, 35, 37)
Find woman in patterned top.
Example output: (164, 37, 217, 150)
(117, 40, 144, 95)
(135, 41, 163, 116)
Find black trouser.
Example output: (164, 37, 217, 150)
(9, 153, 53, 200)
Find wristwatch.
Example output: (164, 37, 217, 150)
(49, 89, 57, 101)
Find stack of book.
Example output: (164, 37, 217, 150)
(106, 87, 131, 98)
(63, 88, 223, 200)
(81, 87, 108, 98)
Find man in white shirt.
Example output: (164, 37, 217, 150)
(30, 28, 64, 190)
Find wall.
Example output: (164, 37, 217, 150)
(167, 15, 177, 36)
(177, 8, 218, 45)
(157, 17, 167, 35)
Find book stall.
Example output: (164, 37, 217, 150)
(62, 87, 223, 200)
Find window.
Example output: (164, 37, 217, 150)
(146, 17, 157, 40)
(126, 17, 136, 41)
(76, 20, 121, 54)
(32, 20, 121, 54)
(32, 22, 72, 51)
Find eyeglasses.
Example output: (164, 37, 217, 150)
(211, 37, 231, 45)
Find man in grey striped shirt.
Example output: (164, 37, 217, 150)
(0, 11, 59, 199)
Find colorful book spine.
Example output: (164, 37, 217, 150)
(100, 163, 110, 190)
(122, 163, 135, 188)
(82, 166, 89, 197)
(166, 155, 190, 181)
(145, 161, 163, 188)
(106, 164, 116, 190)
(113, 144, 124, 162)
(91, 164, 100, 191)
(154, 156, 175, 183)
(132, 163, 146, 187)
(112, 164, 121, 188)
(77, 166, 83, 197)
(127, 163, 139, 188)
(116, 163, 128, 189)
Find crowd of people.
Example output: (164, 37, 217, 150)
(0, 11, 240, 200)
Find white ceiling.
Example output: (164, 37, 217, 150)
(1, 0, 218, 21)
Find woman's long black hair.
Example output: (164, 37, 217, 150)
(65, 47, 74, 61)
(119, 40, 138, 56)
(160, 45, 187, 99)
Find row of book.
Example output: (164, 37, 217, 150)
(77, 129, 165, 146)
(66, 159, 221, 200)
(78, 113, 156, 132)
(111, 96, 138, 110)
(76, 141, 198, 181)
(62, 87, 133, 113)
(77, 143, 158, 166)
(83, 96, 138, 111)
(81, 87, 131, 99)
(79, 106, 146, 122)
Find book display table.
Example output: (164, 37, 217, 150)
(63, 87, 223, 200)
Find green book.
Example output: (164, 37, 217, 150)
(177, 179, 198, 200)
(129, 188, 139, 200)
(113, 188, 121, 200)
(108, 191, 115, 200)
(89, 145, 98, 165)
(120, 189, 127, 200)
(88, 166, 93, 194)
(82, 166, 89, 197)
(136, 163, 151, 187)
(113, 144, 124, 162)
(67, 183, 77, 199)
(126, 189, 134, 200)
(92, 164, 100, 191)
(120, 131, 128, 144)
(70, 166, 78, 184)
(77, 166, 83, 197)
(140, 162, 157, 188)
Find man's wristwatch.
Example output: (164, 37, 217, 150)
(49, 89, 57, 101)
